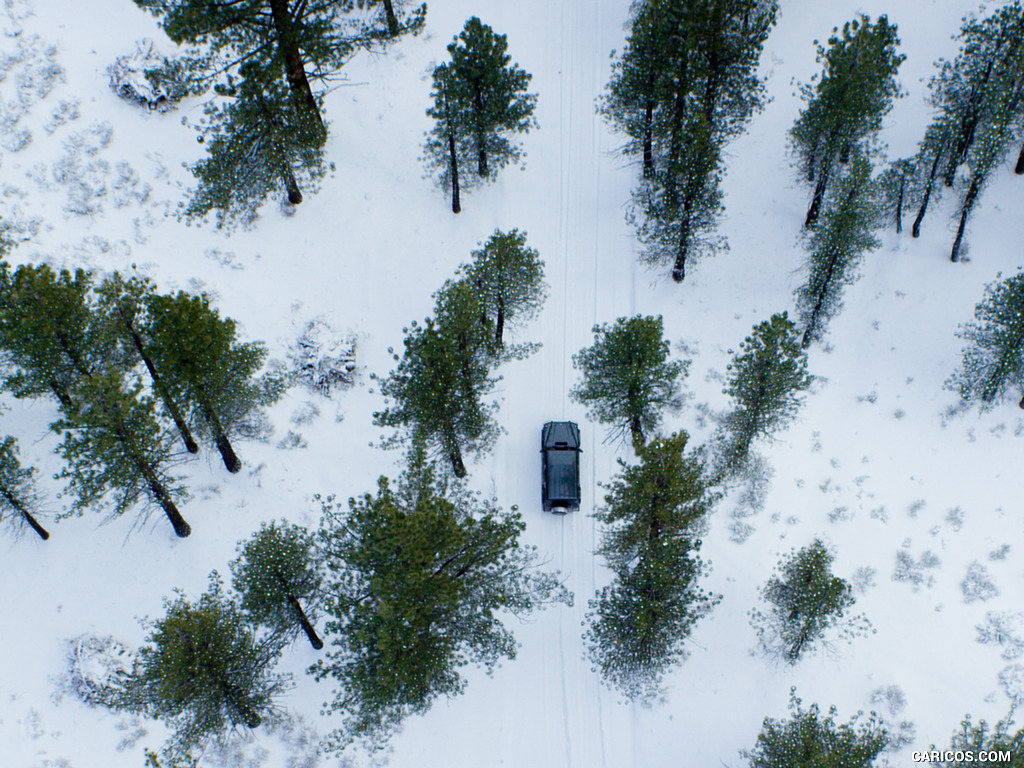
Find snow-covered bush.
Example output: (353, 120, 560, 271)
(66, 634, 135, 709)
(289, 319, 356, 396)
(108, 40, 177, 112)
(976, 612, 1023, 660)
(962, 561, 999, 603)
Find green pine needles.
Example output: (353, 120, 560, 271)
(603, 0, 779, 281)
(136, 0, 426, 225)
(719, 313, 812, 479)
(130, 575, 285, 763)
(750, 539, 871, 664)
(312, 453, 570, 748)
(743, 689, 888, 767)
(949, 271, 1024, 410)
(231, 521, 324, 649)
(571, 315, 687, 451)
(795, 155, 880, 349)
(791, 14, 903, 228)
(585, 431, 718, 702)
(424, 17, 537, 213)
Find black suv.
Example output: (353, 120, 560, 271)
(541, 421, 581, 514)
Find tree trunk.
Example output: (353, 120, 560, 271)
(448, 132, 461, 214)
(449, 445, 467, 478)
(285, 167, 303, 205)
(630, 416, 645, 452)
(672, 211, 690, 283)
(0, 486, 49, 540)
(267, 0, 327, 145)
(1015, 140, 1024, 175)
(495, 300, 505, 346)
(49, 381, 74, 412)
(894, 173, 905, 234)
(120, 309, 199, 455)
(642, 100, 655, 177)
(1019, 392, 1024, 409)
(201, 400, 241, 473)
(472, 85, 488, 177)
(288, 594, 324, 649)
(804, 163, 830, 228)
(253, 89, 305, 205)
(144, 471, 191, 538)
(950, 176, 980, 263)
(801, 244, 843, 349)
(381, 0, 400, 37)
(912, 151, 943, 238)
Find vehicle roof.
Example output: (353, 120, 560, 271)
(545, 450, 580, 503)
(542, 421, 580, 450)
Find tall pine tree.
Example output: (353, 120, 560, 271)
(423, 18, 536, 211)
(313, 452, 569, 747)
(791, 14, 903, 228)
(948, 271, 1024, 410)
(231, 521, 324, 650)
(143, 290, 285, 474)
(136, 0, 426, 221)
(719, 313, 812, 478)
(0, 435, 50, 541)
(130, 575, 284, 762)
(795, 156, 879, 348)
(585, 432, 718, 702)
(571, 315, 687, 450)
(743, 691, 888, 767)
(460, 229, 546, 348)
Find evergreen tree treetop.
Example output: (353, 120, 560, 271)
(131, 575, 284, 760)
(743, 689, 888, 767)
(949, 271, 1024, 409)
(313, 451, 569, 746)
(720, 312, 812, 474)
(231, 520, 322, 646)
(571, 314, 687, 450)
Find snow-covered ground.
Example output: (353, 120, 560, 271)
(2, 0, 1023, 766)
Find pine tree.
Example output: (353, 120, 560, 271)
(95, 272, 199, 456)
(791, 15, 903, 228)
(743, 690, 888, 767)
(605, 0, 777, 281)
(948, 272, 1024, 410)
(0, 435, 50, 541)
(933, 714, 1024, 767)
(130, 575, 284, 761)
(795, 156, 879, 348)
(312, 451, 569, 747)
(448, 17, 536, 179)
(135, 0, 426, 221)
(584, 432, 718, 702)
(634, 112, 724, 282)
(424, 63, 467, 213)
(183, 68, 328, 228)
(876, 157, 916, 233)
(719, 313, 812, 477)
(143, 291, 285, 474)
(949, 74, 1021, 263)
(54, 370, 191, 538)
(750, 539, 866, 664)
(373, 288, 499, 477)
(460, 229, 546, 347)
(570, 315, 687, 450)
(231, 521, 323, 650)
(422, 17, 536, 211)
(910, 4, 1024, 237)
(0, 264, 121, 410)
